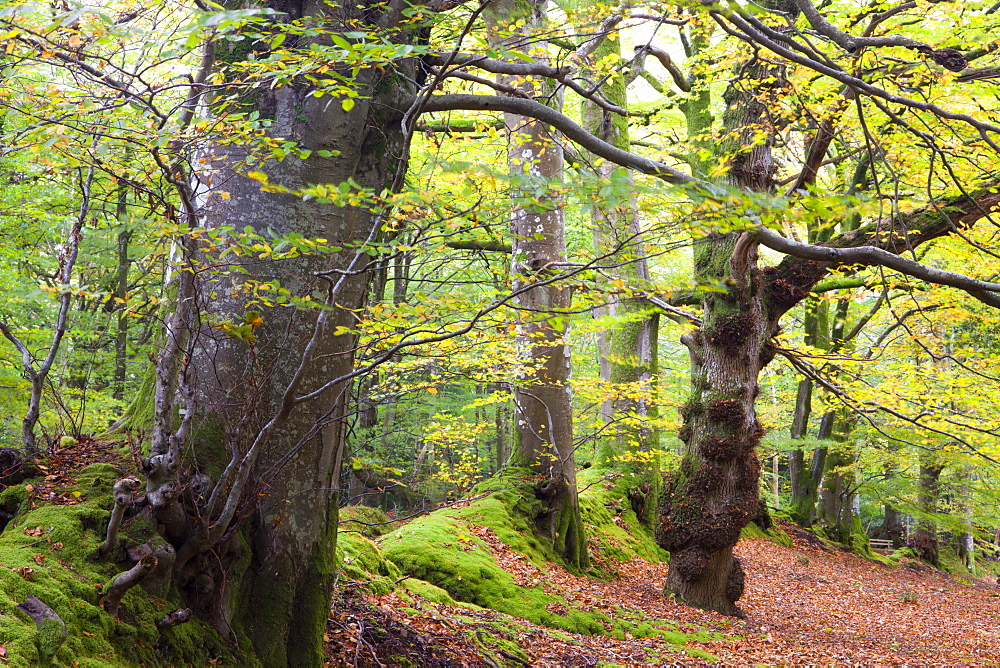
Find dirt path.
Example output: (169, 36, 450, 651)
(328, 530, 1000, 666)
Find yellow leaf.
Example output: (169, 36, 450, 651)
(427, 387, 438, 394)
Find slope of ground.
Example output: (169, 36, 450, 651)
(326, 525, 1000, 666)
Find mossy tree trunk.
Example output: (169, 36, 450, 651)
(815, 411, 856, 543)
(656, 231, 773, 617)
(911, 454, 945, 566)
(788, 299, 828, 526)
(139, 3, 420, 665)
(657, 51, 784, 617)
(650, 9, 1000, 618)
(486, 0, 587, 570)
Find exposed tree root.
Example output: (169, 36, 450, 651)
(16, 595, 67, 664)
(156, 608, 193, 630)
(104, 555, 157, 617)
(97, 476, 141, 560)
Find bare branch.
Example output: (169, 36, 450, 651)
(634, 45, 690, 92)
(794, 0, 924, 52)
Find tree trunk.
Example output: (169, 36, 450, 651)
(911, 455, 945, 566)
(956, 467, 975, 572)
(656, 231, 772, 617)
(146, 9, 420, 665)
(486, 0, 587, 569)
(574, 6, 660, 522)
(656, 51, 782, 617)
(884, 504, 903, 548)
(494, 382, 512, 471)
(112, 187, 132, 401)
(788, 376, 816, 525)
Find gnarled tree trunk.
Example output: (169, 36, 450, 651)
(656, 51, 781, 617)
(140, 5, 420, 665)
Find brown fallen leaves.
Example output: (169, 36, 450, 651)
(326, 525, 1000, 666)
(24, 437, 124, 508)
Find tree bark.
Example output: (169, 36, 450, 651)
(486, 0, 587, 569)
(911, 455, 945, 566)
(144, 6, 420, 665)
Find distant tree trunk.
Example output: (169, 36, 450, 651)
(816, 417, 855, 543)
(112, 187, 132, 401)
(494, 382, 512, 470)
(911, 455, 945, 566)
(788, 301, 824, 525)
(884, 504, 903, 548)
(956, 467, 975, 572)
(486, 0, 587, 569)
(573, 5, 660, 522)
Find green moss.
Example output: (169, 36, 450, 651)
(739, 521, 792, 548)
(576, 466, 666, 569)
(110, 365, 155, 434)
(400, 578, 457, 605)
(339, 505, 396, 538)
(336, 531, 402, 595)
(937, 546, 975, 576)
(35, 618, 67, 665)
(378, 470, 720, 651)
(0, 463, 230, 667)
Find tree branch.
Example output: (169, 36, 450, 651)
(634, 45, 690, 92)
(420, 94, 697, 185)
(753, 225, 1000, 308)
(104, 555, 157, 617)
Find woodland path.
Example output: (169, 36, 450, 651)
(326, 525, 1000, 666)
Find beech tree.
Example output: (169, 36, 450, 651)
(7, 0, 1000, 662)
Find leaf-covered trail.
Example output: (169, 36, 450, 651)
(327, 529, 1000, 666)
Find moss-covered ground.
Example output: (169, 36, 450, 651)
(334, 467, 735, 662)
(0, 455, 228, 666)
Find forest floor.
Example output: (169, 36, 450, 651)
(325, 523, 1000, 666)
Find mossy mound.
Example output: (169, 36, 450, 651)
(740, 519, 793, 548)
(575, 466, 667, 571)
(0, 463, 229, 666)
(377, 468, 717, 656)
(339, 505, 399, 538)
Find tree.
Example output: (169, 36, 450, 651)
(8, 0, 1000, 658)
